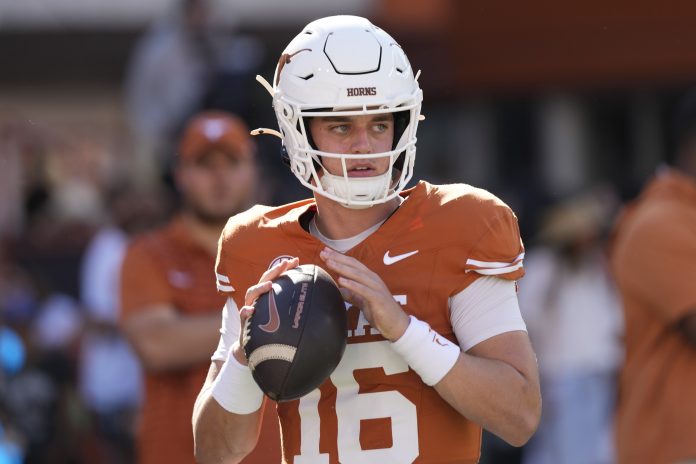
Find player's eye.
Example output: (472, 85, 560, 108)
(373, 122, 390, 133)
(329, 124, 350, 135)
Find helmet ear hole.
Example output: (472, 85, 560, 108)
(294, 159, 314, 184)
(280, 102, 294, 120)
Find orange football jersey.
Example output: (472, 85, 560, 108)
(216, 181, 524, 464)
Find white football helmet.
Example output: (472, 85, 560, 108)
(254, 15, 423, 208)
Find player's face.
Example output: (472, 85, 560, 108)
(308, 113, 394, 178)
(177, 150, 256, 224)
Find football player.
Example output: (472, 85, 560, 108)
(193, 16, 541, 464)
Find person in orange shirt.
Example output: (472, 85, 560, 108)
(192, 16, 541, 464)
(120, 111, 280, 464)
(611, 93, 696, 464)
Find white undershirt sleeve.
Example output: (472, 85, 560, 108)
(211, 297, 241, 362)
(449, 276, 527, 352)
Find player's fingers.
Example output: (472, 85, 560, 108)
(320, 249, 379, 287)
(257, 256, 299, 284)
(326, 259, 383, 294)
(338, 287, 352, 302)
(239, 307, 255, 332)
(236, 306, 255, 362)
(239, 305, 255, 317)
(338, 286, 365, 308)
(338, 279, 383, 327)
(337, 276, 382, 304)
(244, 280, 273, 306)
(320, 248, 364, 269)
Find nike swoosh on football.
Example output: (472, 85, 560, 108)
(383, 250, 419, 265)
(259, 287, 281, 333)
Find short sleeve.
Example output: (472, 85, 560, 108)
(120, 239, 171, 320)
(450, 276, 527, 351)
(613, 209, 696, 323)
(465, 207, 525, 280)
(214, 232, 236, 296)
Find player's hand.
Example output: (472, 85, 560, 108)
(320, 247, 410, 341)
(232, 257, 300, 365)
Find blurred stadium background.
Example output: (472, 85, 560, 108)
(2, 1, 696, 463)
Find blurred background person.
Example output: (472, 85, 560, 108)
(119, 110, 280, 464)
(0, 122, 118, 464)
(123, 0, 264, 185)
(124, 0, 216, 184)
(610, 91, 696, 464)
(77, 182, 166, 464)
(519, 188, 624, 464)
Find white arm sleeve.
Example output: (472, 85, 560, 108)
(211, 297, 241, 362)
(449, 276, 527, 352)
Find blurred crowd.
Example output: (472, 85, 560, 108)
(1, 1, 694, 464)
(0, 1, 278, 461)
(0, 120, 168, 463)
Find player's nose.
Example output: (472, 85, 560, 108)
(350, 126, 372, 154)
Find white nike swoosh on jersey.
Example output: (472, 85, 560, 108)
(383, 250, 419, 265)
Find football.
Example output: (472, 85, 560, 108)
(243, 264, 347, 401)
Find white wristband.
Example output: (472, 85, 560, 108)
(391, 315, 460, 386)
(211, 343, 265, 414)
